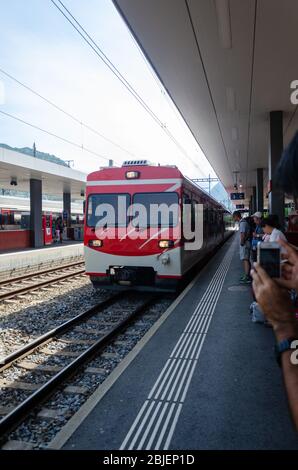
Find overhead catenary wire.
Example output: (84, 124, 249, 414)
(0, 109, 118, 164)
(0, 67, 136, 159)
(50, 0, 204, 173)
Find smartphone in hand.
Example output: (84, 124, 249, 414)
(257, 242, 281, 278)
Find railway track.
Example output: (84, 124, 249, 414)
(0, 261, 85, 301)
(0, 291, 160, 442)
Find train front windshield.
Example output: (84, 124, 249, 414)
(87, 192, 179, 228)
(87, 194, 130, 227)
(132, 192, 179, 228)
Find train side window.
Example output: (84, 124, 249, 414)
(191, 199, 198, 232)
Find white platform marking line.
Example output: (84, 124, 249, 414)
(163, 403, 184, 450)
(155, 358, 183, 401)
(173, 359, 194, 403)
(158, 247, 235, 447)
(149, 359, 178, 400)
(180, 331, 200, 359)
(193, 336, 206, 362)
(170, 332, 187, 358)
(176, 331, 196, 358)
(161, 359, 189, 401)
(173, 273, 223, 355)
(187, 333, 205, 361)
(188, 308, 212, 335)
(175, 255, 228, 338)
(137, 401, 162, 450)
(184, 262, 227, 330)
(184, 302, 211, 337)
(126, 400, 156, 450)
(167, 359, 193, 402)
(154, 402, 177, 450)
(196, 252, 230, 304)
(119, 400, 151, 450)
(145, 402, 170, 450)
(183, 280, 223, 337)
(156, 246, 234, 396)
(181, 298, 210, 336)
(147, 359, 172, 399)
(180, 353, 203, 403)
(120, 243, 235, 450)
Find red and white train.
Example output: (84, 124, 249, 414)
(84, 161, 233, 291)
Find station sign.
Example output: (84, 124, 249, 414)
(230, 192, 245, 200)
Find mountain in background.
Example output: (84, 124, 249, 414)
(211, 182, 234, 211)
(0, 143, 68, 167)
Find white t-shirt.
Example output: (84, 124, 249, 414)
(269, 228, 287, 244)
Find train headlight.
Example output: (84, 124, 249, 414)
(159, 240, 174, 249)
(89, 239, 103, 247)
(126, 171, 140, 179)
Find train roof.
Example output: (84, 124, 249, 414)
(87, 162, 183, 181)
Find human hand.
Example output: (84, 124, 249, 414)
(251, 263, 296, 339)
(277, 239, 298, 291)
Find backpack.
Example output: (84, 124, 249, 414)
(242, 216, 255, 241)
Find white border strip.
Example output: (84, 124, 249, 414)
(86, 178, 182, 186)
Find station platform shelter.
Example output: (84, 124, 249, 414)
(113, 0, 298, 224)
(0, 146, 86, 251)
(46, 236, 298, 450)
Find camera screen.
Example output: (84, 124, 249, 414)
(259, 248, 280, 278)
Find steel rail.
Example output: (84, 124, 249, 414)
(0, 293, 158, 438)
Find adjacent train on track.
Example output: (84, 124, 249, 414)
(84, 161, 234, 291)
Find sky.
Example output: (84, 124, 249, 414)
(0, 0, 218, 189)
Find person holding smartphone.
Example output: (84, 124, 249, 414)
(251, 242, 298, 430)
(251, 130, 298, 431)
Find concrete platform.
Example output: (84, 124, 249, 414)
(59, 236, 298, 450)
(0, 241, 83, 276)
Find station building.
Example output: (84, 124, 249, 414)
(0, 146, 86, 251)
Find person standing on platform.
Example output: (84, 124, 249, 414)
(261, 215, 287, 252)
(56, 217, 63, 244)
(251, 211, 264, 262)
(233, 210, 252, 284)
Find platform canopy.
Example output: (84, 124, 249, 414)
(0, 147, 86, 198)
(113, 0, 298, 205)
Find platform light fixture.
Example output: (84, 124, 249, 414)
(215, 0, 232, 49)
